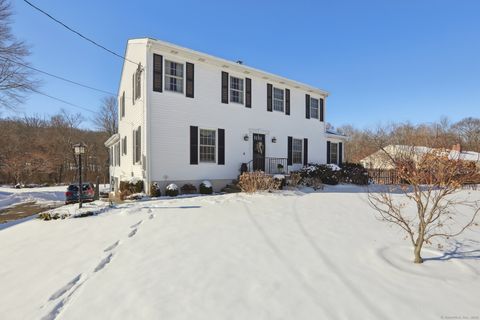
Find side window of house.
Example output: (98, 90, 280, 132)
(273, 87, 284, 112)
(132, 65, 142, 103)
(199, 129, 216, 163)
(310, 98, 319, 119)
(230, 76, 244, 104)
(330, 142, 338, 164)
(165, 60, 184, 93)
(135, 127, 141, 163)
(120, 91, 125, 118)
(292, 138, 303, 164)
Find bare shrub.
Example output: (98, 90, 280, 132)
(369, 149, 480, 263)
(302, 177, 324, 190)
(238, 172, 281, 193)
(288, 172, 302, 187)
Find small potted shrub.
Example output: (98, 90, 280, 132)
(277, 163, 284, 174)
(165, 183, 179, 197)
(181, 183, 197, 194)
(199, 180, 213, 194)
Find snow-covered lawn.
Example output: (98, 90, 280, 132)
(0, 186, 67, 210)
(0, 186, 479, 320)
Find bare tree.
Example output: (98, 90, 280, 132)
(368, 149, 480, 263)
(452, 117, 480, 152)
(93, 96, 117, 136)
(0, 0, 37, 110)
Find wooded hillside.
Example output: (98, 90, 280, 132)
(0, 111, 109, 185)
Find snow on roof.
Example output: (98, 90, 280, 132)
(374, 145, 480, 162)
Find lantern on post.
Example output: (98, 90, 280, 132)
(73, 143, 86, 208)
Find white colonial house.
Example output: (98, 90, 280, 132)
(105, 38, 346, 193)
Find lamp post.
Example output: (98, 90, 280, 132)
(73, 143, 86, 208)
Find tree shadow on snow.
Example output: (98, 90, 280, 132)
(423, 241, 480, 262)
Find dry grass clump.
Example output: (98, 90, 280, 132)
(238, 172, 281, 193)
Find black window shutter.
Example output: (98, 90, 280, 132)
(153, 54, 163, 92)
(305, 94, 310, 118)
(132, 130, 135, 163)
(186, 62, 194, 98)
(327, 141, 331, 164)
(190, 126, 198, 165)
(218, 128, 225, 165)
(303, 138, 308, 166)
(132, 74, 135, 105)
(285, 89, 290, 115)
(121, 91, 125, 117)
(267, 83, 273, 112)
(339, 142, 343, 164)
(221, 71, 229, 103)
(320, 98, 324, 122)
(245, 78, 252, 108)
(287, 136, 293, 165)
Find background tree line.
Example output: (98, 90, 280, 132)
(0, 108, 112, 185)
(334, 117, 480, 163)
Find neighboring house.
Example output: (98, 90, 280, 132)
(360, 144, 480, 170)
(105, 38, 346, 193)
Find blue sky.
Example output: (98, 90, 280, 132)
(8, 0, 480, 129)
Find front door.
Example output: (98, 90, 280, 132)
(253, 134, 266, 171)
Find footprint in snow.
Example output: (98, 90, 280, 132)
(103, 240, 120, 252)
(128, 229, 137, 238)
(149, 214, 155, 219)
(130, 220, 143, 228)
(94, 253, 114, 272)
(48, 274, 82, 301)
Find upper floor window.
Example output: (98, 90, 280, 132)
(133, 65, 142, 103)
(273, 87, 284, 112)
(310, 97, 319, 119)
(199, 129, 216, 163)
(230, 76, 244, 104)
(165, 60, 184, 93)
(292, 138, 303, 164)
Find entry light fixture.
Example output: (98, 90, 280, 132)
(243, 134, 249, 141)
(272, 137, 277, 143)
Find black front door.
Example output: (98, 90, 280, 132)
(253, 134, 266, 171)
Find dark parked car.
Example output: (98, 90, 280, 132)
(65, 183, 95, 204)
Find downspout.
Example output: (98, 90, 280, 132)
(145, 41, 152, 195)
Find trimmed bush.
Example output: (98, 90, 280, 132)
(296, 164, 339, 185)
(165, 183, 179, 197)
(181, 183, 197, 194)
(339, 162, 369, 185)
(150, 183, 161, 197)
(199, 180, 213, 194)
(273, 174, 286, 189)
(238, 172, 282, 193)
(119, 179, 144, 194)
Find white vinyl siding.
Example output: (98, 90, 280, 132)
(199, 129, 216, 163)
(273, 87, 284, 112)
(310, 98, 319, 119)
(292, 138, 303, 164)
(165, 60, 184, 93)
(230, 76, 244, 104)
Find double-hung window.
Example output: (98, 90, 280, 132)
(292, 138, 303, 164)
(230, 76, 244, 104)
(199, 129, 216, 163)
(165, 60, 184, 93)
(310, 98, 319, 119)
(330, 142, 338, 164)
(273, 87, 284, 112)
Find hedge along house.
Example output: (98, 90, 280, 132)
(105, 38, 346, 193)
